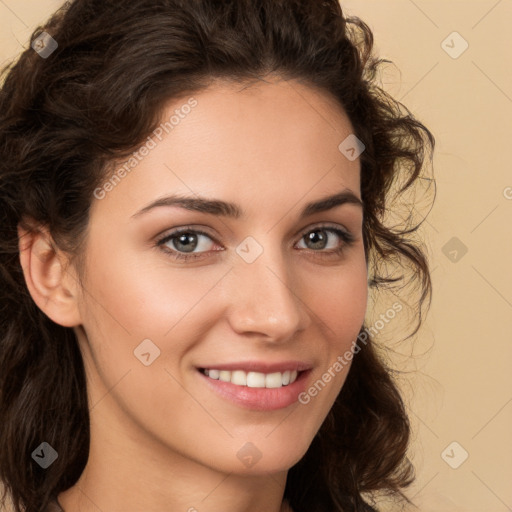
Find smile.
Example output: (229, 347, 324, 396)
(200, 368, 299, 388)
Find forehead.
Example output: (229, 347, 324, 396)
(91, 78, 361, 221)
(174, 78, 356, 154)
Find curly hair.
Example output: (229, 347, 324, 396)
(0, 1, 435, 511)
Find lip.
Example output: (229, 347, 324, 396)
(196, 362, 313, 411)
(196, 360, 313, 373)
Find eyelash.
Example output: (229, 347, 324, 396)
(155, 224, 356, 262)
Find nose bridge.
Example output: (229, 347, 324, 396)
(227, 237, 308, 338)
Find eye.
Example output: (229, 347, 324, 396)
(156, 224, 356, 263)
(156, 228, 220, 261)
(296, 225, 355, 257)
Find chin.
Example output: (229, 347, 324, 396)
(219, 436, 314, 476)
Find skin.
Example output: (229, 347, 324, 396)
(19, 77, 368, 512)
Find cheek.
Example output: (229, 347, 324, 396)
(297, 256, 367, 406)
(81, 244, 227, 341)
(307, 255, 368, 346)
(76, 253, 223, 440)
(76, 248, 247, 429)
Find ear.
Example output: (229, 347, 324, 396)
(17, 222, 82, 327)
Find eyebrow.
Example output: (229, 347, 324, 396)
(131, 189, 363, 220)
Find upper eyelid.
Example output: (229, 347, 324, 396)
(156, 223, 354, 247)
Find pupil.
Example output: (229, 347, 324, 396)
(308, 230, 326, 249)
(175, 233, 197, 252)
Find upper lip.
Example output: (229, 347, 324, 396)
(197, 360, 313, 373)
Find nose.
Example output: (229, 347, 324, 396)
(225, 243, 311, 342)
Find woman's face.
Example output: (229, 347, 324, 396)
(74, 78, 368, 475)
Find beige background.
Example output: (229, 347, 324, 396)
(1, 1, 511, 511)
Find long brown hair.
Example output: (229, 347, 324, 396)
(0, 1, 435, 511)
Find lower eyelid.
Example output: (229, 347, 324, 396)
(157, 225, 353, 258)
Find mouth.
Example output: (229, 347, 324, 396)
(196, 362, 313, 411)
(198, 368, 302, 388)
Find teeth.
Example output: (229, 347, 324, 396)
(231, 370, 247, 386)
(219, 370, 231, 383)
(202, 369, 299, 388)
(247, 371, 266, 387)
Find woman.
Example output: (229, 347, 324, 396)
(0, 1, 435, 511)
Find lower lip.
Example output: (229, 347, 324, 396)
(197, 370, 311, 411)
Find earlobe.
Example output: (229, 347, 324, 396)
(17, 223, 82, 327)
